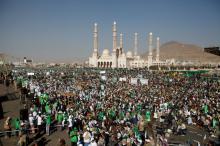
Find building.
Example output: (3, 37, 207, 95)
(89, 22, 164, 68)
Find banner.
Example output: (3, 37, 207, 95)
(119, 77, 126, 81)
(101, 76, 107, 81)
(140, 79, 148, 85)
(27, 72, 34, 76)
(130, 78, 138, 85)
(100, 70, 106, 74)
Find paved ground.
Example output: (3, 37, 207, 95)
(0, 84, 17, 97)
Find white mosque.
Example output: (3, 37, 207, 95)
(89, 21, 164, 68)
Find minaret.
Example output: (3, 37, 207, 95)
(156, 37, 160, 62)
(120, 33, 123, 49)
(89, 22, 98, 67)
(112, 21, 118, 68)
(148, 32, 153, 67)
(112, 21, 117, 51)
(93, 23, 98, 58)
(134, 32, 138, 56)
(23, 57, 27, 64)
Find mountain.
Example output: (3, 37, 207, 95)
(141, 41, 220, 63)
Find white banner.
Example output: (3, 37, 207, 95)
(100, 70, 106, 74)
(27, 72, 34, 76)
(101, 76, 107, 80)
(130, 78, 138, 85)
(119, 77, 126, 81)
(140, 79, 148, 85)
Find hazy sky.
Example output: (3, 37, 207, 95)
(0, 0, 220, 62)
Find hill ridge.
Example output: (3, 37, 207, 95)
(142, 41, 220, 63)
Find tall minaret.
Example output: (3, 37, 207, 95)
(112, 21, 117, 51)
(120, 33, 123, 49)
(89, 22, 99, 67)
(148, 32, 153, 67)
(156, 37, 160, 62)
(112, 21, 117, 68)
(93, 23, 98, 58)
(134, 32, 138, 56)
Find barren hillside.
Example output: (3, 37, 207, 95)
(142, 41, 220, 63)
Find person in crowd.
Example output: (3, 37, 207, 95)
(45, 114, 51, 136)
(14, 117, 21, 136)
(4, 117, 11, 138)
(29, 113, 35, 134)
(17, 132, 27, 146)
(37, 113, 43, 134)
(83, 127, 92, 146)
(57, 111, 63, 131)
(69, 127, 78, 146)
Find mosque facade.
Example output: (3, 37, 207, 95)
(89, 22, 164, 68)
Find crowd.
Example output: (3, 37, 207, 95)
(2, 68, 220, 146)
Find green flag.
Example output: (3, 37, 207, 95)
(212, 119, 218, 128)
(70, 128, 78, 143)
(133, 125, 139, 137)
(119, 111, 125, 120)
(46, 115, 51, 125)
(137, 104, 142, 113)
(39, 95, 44, 105)
(22, 80, 28, 87)
(57, 113, 64, 123)
(45, 104, 51, 113)
(40, 94, 49, 105)
(98, 112, 104, 121)
(203, 105, 208, 114)
(145, 111, 151, 122)
(109, 109, 115, 119)
(12, 118, 20, 130)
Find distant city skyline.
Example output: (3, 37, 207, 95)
(0, 0, 220, 63)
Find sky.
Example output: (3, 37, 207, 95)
(0, 0, 220, 63)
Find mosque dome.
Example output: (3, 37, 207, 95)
(122, 53, 126, 58)
(136, 55, 140, 59)
(126, 51, 133, 58)
(102, 49, 110, 57)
